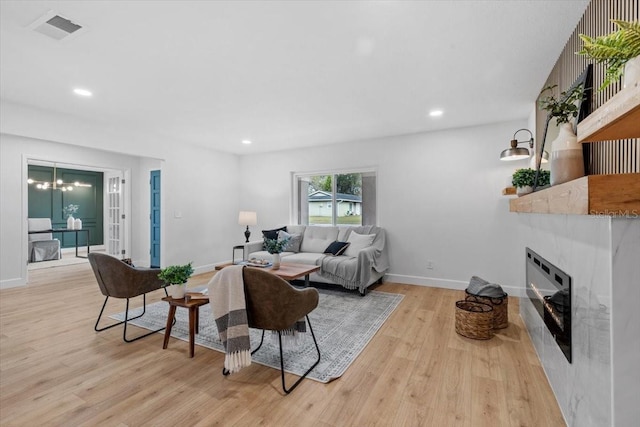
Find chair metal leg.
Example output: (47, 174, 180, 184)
(278, 315, 321, 394)
(94, 294, 165, 343)
(219, 319, 322, 394)
(251, 330, 265, 355)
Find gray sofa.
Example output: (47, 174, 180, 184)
(243, 225, 389, 295)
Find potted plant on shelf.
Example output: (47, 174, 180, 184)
(577, 19, 640, 91)
(538, 84, 586, 186)
(158, 262, 194, 299)
(263, 236, 290, 270)
(512, 168, 550, 196)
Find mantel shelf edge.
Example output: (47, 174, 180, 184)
(509, 173, 640, 215)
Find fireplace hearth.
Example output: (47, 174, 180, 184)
(526, 247, 572, 363)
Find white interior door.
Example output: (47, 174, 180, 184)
(105, 172, 125, 257)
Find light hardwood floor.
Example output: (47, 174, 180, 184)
(0, 263, 565, 426)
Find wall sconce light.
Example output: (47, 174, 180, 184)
(499, 129, 550, 163)
(500, 129, 535, 161)
(238, 211, 257, 243)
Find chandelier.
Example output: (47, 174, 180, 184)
(27, 163, 92, 192)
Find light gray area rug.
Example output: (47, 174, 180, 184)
(111, 288, 403, 383)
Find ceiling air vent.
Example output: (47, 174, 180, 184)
(28, 11, 85, 41)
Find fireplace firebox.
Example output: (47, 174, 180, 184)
(526, 248, 572, 363)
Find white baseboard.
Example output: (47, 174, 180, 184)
(60, 244, 105, 254)
(0, 277, 27, 289)
(194, 263, 219, 276)
(384, 273, 526, 298)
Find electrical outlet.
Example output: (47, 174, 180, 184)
(426, 260, 434, 270)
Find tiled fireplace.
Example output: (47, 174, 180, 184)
(517, 214, 639, 427)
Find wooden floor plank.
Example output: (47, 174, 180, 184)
(0, 263, 565, 426)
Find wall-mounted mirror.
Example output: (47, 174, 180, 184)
(534, 64, 592, 190)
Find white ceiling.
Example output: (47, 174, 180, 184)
(0, 0, 589, 155)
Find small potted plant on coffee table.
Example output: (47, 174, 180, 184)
(263, 236, 290, 270)
(158, 262, 194, 298)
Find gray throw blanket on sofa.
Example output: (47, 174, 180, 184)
(319, 226, 389, 293)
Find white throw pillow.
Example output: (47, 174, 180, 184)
(343, 231, 376, 257)
(277, 230, 302, 253)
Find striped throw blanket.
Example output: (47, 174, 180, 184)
(208, 265, 251, 374)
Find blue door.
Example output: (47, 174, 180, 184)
(150, 170, 161, 267)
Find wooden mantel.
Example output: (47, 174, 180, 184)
(577, 80, 640, 142)
(509, 173, 640, 215)
(511, 76, 640, 216)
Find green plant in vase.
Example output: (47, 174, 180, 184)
(577, 20, 640, 90)
(62, 204, 79, 219)
(538, 83, 586, 186)
(538, 84, 585, 124)
(263, 236, 290, 270)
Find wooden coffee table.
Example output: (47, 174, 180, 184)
(215, 262, 320, 286)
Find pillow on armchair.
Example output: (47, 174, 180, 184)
(343, 232, 376, 257)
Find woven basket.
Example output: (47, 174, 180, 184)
(465, 290, 509, 329)
(455, 300, 494, 340)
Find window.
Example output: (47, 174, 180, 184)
(294, 169, 377, 226)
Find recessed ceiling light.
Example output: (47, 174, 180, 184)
(429, 110, 444, 117)
(73, 88, 92, 97)
(242, 139, 252, 145)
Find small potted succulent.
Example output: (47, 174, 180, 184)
(577, 19, 640, 90)
(158, 262, 194, 298)
(512, 168, 550, 196)
(263, 236, 290, 270)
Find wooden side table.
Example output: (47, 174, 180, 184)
(162, 296, 210, 358)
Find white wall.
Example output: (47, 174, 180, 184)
(0, 102, 242, 288)
(239, 120, 527, 294)
(1, 98, 531, 293)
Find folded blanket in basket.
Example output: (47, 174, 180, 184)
(467, 276, 506, 298)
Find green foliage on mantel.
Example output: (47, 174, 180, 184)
(577, 19, 640, 90)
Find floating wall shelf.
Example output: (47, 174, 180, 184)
(510, 79, 640, 216)
(577, 80, 640, 143)
(509, 173, 640, 215)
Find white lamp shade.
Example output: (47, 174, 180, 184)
(238, 211, 257, 226)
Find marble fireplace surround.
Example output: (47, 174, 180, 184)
(517, 214, 639, 427)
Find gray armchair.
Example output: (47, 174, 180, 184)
(28, 218, 61, 262)
(88, 253, 167, 342)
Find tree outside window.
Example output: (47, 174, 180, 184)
(296, 171, 376, 226)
